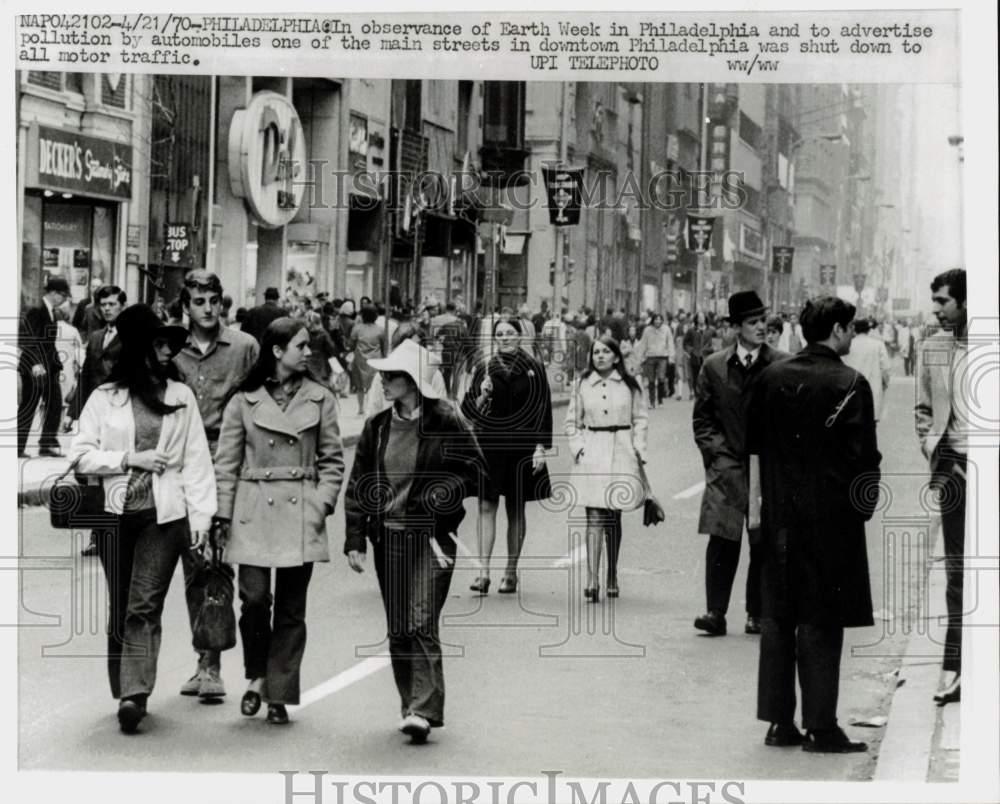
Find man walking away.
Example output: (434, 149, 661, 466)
(173, 270, 260, 701)
(748, 296, 881, 752)
(843, 318, 892, 422)
(241, 286, 285, 343)
(692, 291, 787, 638)
(915, 268, 968, 706)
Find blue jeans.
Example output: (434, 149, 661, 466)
(97, 509, 190, 700)
(373, 527, 455, 727)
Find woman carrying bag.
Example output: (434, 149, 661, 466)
(343, 339, 486, 744)
(564, 335, 649, 601)
(69, 304, 216, 734)
(460, 318, 553, 595)
(213, 317, 345, 726)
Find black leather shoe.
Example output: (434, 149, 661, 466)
(584, 586, 600, 603)
(802, 727, 867, 753)
(266, 704, 289, 725)
(241, 690, 262, 717)
(117, 696, 147, 734)
(694, 611, 727, 636)
(765, 722, 804, 746)
(934, 675, 961, 705)
(38, 447, 64, 458)
(81, 540, 99, 557)
(745, 616, 762, 635)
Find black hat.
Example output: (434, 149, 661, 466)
(44, 276, 71, 295)
(726, 291, 768, 323)
(264, 287, 280, 301)
(115, 304, 188, 357)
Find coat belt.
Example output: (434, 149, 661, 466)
(583, 425, 631, 432)
(239, 466, 317, 481)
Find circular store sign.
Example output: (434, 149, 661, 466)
(228, 91, 307, 229)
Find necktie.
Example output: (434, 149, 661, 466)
(744, 353, 754, 369)
(103, 327, 115, 349)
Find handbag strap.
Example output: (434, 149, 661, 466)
(52, 455, 85, 485)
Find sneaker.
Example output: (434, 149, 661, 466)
(180, 669, 205, 696)
(198, 668, 226, 699)
(399, 713, 431, 744)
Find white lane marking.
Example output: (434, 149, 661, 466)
(293, 656, 391, 711)
(552, 542, 586, 568)
(673, 481, 705, 500)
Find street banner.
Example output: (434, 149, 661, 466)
(685, 214, 717, 254)
(542, 166, 584, 226)
(772, 245, 795, 274)
(819, 264, 837, 287)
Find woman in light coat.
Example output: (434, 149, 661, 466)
(637, 313, 675, 408)
(70, 304, 216, 735)
(565, 335, 648, 601)
(214, 317, 345, 726)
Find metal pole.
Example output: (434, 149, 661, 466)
(552, 82, 569, 315)
(696, 82, 709, 315)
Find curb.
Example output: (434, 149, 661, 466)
(18, 397, 572, 510)
(872, 529, 948, 781)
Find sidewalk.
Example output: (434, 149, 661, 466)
(16, 388, 572, 508)
(873, 525, 960, 782)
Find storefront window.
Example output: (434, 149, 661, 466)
(36, 198, 117, 305)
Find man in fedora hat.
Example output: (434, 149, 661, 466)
(692, 290, 788, 637)
(18, 276, 72, 457)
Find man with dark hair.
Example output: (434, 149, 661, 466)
(915, 268, 968, 706)
(18, 276, 71, 457)
(241, 286, 284, 343)
(748, 295, 881, 752)
(71, 278, 106, 339)
(172, 269, 259, 701)
(692, 291, 788, 638)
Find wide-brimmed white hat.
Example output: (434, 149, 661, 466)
(368, 339, 444, 400)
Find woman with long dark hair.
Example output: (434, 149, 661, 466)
(564, 335, 649, 601)
(213, 317, 345, 726)
(70, 305, 216, 734)
(344, 338, 486, 743)
(460, 318, 553, 594)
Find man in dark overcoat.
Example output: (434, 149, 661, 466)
(18, 276, 71, 457)
(747, 296, 881, 752)
(692, 291, 787, 637)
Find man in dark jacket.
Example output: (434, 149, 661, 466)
(747, 296, 881, 753)
(18, 276, 71, 457)
(241, 286, 285, 343)
(692, 291, 787, 637)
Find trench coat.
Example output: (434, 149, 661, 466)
(747, 344, 882, 627)
(564, 371, 648, 511)
(692, 343, 787, 541)
(214, 376, 345, 567)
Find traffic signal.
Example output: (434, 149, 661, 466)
(549, 259, 556, 286)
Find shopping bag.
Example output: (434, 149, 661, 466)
(636, 453, 666, 528)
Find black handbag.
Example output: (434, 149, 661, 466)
(192, 541, 237, 652)
(636, 453, 666, 527)
(48, 457, 110, 529)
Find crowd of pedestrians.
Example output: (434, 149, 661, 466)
(17, 268, 965, 752)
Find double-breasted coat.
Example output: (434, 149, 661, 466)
(747, 344, 882, 627)
(564, 371, 648, 511)
(214, 377, 345, 567)
(692, 343, 787, 541)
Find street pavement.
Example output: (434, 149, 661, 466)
(14, 375, 958, 781)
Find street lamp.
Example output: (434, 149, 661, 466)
(947, 134, 964, 265)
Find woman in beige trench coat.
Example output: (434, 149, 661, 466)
(214, 317, 345, 725)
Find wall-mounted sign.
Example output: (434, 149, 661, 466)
(819, 264, 837, 286)
(685, 214, 718, 254)
(31, 125, 132, 201)
(771, 245, 795, 274)
(163, 222, 193, 267)
(739, 223, 765, 260)
(228, 91, 307, 229)
(542, 166, 585, 226)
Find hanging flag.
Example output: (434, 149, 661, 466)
(771, 245, 795, 274)
(542, 166, 585, 226)
(685, 214, 717, 254)
(819, 264, 837, 287)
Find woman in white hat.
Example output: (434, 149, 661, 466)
(343, 339, 486, 744)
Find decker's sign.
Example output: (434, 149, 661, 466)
(228, 91, 306, 229)
(33, 126, 133, 201)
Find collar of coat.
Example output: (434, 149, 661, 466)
(801, 343, 843, 361)
(242, 376, 327, 438)
(584, 369, 624, 386)
(180, 324, 237, 356)
(95, 379, 186, 408)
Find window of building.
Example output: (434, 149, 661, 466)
(101, 73, 129, 109)
(483, 82, 525, 147)
(738, 111, 762, 151)
(456, 80, 473, 160)
(404, 80, 422, 132)
(26, 71, 88, 96)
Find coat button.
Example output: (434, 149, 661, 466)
(267, 497, 274, 505)
(288, 438, 295, 445)
(265, 470, 272, 478)
(268, 438, 275, 446)
(291, 469, 298, 477)
(604, 410, 609, 414)
(290, 497, 298, 504)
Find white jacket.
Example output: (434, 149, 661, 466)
(69, 380, 217, 531)
(843, 333, 892, 421)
